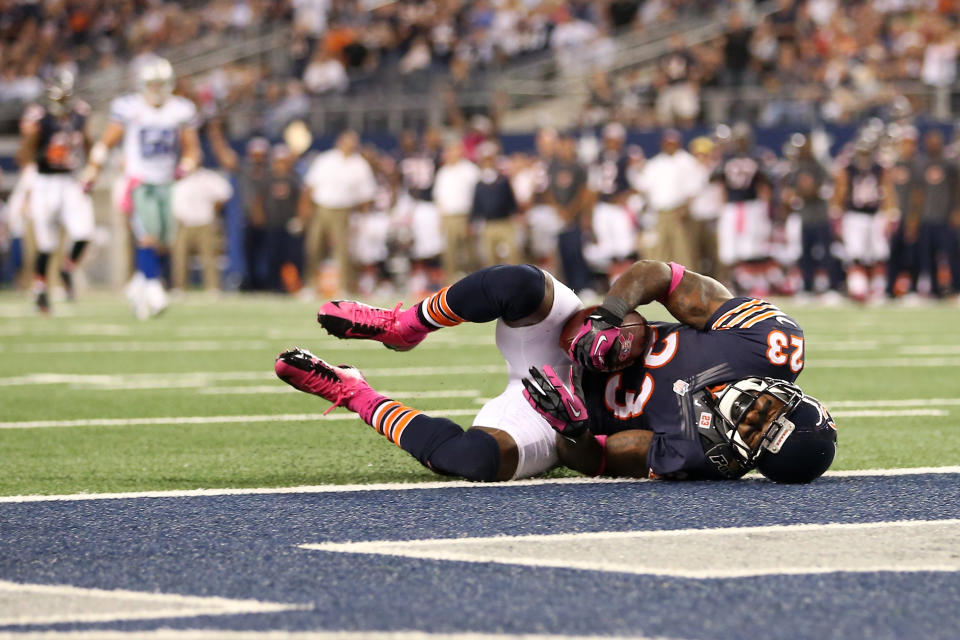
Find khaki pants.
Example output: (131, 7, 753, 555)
(651, 208, 694, 267)
(172, 222, 218, 290)
(441, 214, 472, 277)
(305, 205, 352, 292)
(480, 218, 519, 267)
(688, 217, 718, 277)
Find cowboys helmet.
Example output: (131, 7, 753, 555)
(706, 377, 837, 483)
(137, 56, 174, 106)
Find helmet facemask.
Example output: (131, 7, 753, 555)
(710, 378, 804, 466)
(138, 58, 174, 107)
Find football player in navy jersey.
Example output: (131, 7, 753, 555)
(831, 140, 897, 301)
(276, 260, 836, 485)
(587, 122, 637, 282)
(18, 70, 93, 313)
(543, 260, 834, 482)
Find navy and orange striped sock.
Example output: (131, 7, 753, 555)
(365, 399, 500, 481)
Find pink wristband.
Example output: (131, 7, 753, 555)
(594, 434, 608, 476)
(657, 261, 687, 303)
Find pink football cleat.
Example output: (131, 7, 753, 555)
(275, 348, 383, 417)
(317, 300, 428, 351)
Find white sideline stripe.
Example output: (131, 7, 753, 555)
(0, 632, 666, 640)
(0, 337, 497, 354)
(300, 519, 960, 579)
(0, 580, 303, 627)
(0, 410, 480, 430)
(0, 467, 957, 504)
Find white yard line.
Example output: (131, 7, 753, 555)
(197, 386, 481, 398)
(0, 581, 304, 627)
(0, 467, 957, 504)
(0, 631, 665, 640)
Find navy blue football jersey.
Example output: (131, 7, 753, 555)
(845, 163, 884, 214)
(588, 150, 631, 202)
(716, 153, 765, 202)
(581, 297, 805, 480)
(22, 101, 89, 174)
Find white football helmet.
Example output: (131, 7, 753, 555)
(137, 56, 174, 106)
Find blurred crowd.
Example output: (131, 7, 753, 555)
(48, 109, 950, 305)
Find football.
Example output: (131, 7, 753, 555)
(559, 305, 651, 368)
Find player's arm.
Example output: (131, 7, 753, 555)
(207, 118, 238, 171)
(830, 166, 847, 211)
(178, 126, 201, 175)
(606, 260, 732, 329)
(81, 121, 125, 189)
(556, 429, 652, 478)
(568, 260, 731, 369)
(17, 104, 43, 168)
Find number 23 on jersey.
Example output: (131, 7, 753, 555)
(766, 330, 804, 373)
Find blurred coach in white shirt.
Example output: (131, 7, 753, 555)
(303, 130, 376, 294)
(433, 141, 480, 279)
(634, 129, 700, 267)
(172, 167, 233, 292)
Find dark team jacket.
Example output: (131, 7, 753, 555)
(581, 297, 805, 480)
(400, 152, 440, 202)
(22, 101, 90, 174)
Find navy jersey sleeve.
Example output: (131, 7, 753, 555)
(704, 297, 805, 382)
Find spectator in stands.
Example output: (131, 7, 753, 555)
(303, 49, 348, 95)
(471, 142, 520, 267)
(303, 130, 377, 295)
(886, 127, 924, 298)
(434, 140, 480, 280)
(634, 129, 699, 267)
(171, 167, 233, 293)
(655, 34, 699, 127)
(722, 11, 753, 88)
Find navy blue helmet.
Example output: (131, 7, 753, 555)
(705, 377, 837, 483)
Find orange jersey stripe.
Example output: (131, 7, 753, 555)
(711, 299, 762, 330)
(741, 310, 780, 329)
(722, 303, 775, 330)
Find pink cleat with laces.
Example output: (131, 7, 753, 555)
(274, 348, 385, 418)
(317, 300, 429, 351)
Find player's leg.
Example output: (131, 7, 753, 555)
(130, 184, 166, 319)
(59, 179, 94, 301)
(275, 349, 504, 481)
(28, 174, 59, 313)
(318, 263, 553, 351)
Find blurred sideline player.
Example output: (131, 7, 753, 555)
(82, 56, 201, 319)
(713, 123, 772, 295)
(831, 140, 897, 302)
(18, 71, 94, 314)
(276, 260, 836, 485)
(1, 163, 36, 289)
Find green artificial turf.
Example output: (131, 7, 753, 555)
(1, 291, 958, 495)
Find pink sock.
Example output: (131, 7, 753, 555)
(398, 304, 434, 338)
(350, 388, 390, 424)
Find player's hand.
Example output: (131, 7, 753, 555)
(568, 306, 624, 371)
(522, 365, 589, 439)
(79, 164, 99, 193)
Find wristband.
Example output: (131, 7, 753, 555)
(599, 295, 630, 322)
(657, 262, 687, 304)
(594, 434, 608, 476)
(89, 142, 108, 167)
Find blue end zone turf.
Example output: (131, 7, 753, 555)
(0, 473, 958, 639)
